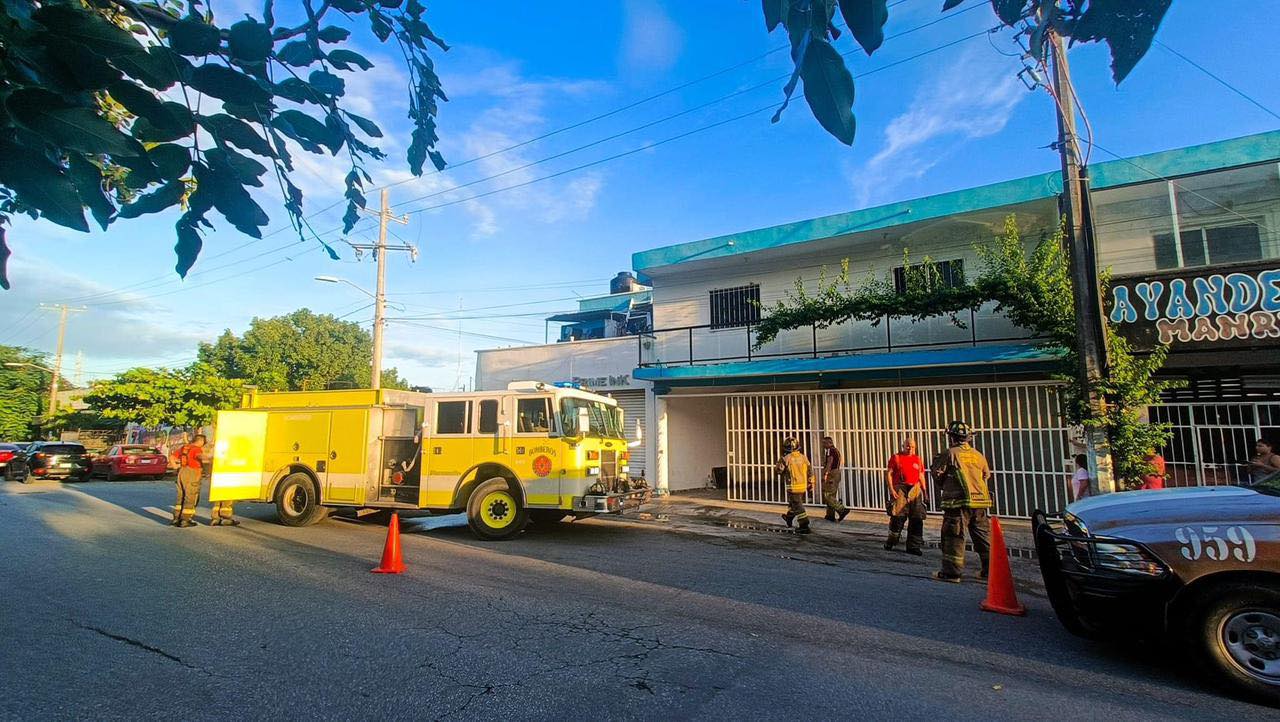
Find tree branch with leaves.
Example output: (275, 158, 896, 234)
(0, 0, 450, 289)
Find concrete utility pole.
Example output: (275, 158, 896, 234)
(39, 303, 86, 416)
(1047, 31, 1115, 494)
(353, 189, 412, 390)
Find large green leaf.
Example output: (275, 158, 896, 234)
(327, 49, 374, 71)
(276, 40, 317, 67)
(67, 156, 115, 230)
(763, 0, 786, 31)
(344, 111, 383, 138)
(131, 102, 195, 143)
(0, 139, 89, 232)
(205, 147, 267, 187)
(317, 26, 351, 43)
(1070, 0, 1172, 83)
(199, 159, 269, 237)
(117, 178, 186, 219)
(273, 109, 340, 154)
(0, 227, 9, 290)
(273, 78, 320, 104)
(169, 18, 222, 57)
(107, 80, 167, 125)
(198, 114, 276, 158)
(800, 38, 856, 145)
(990, 0, 1028, 26)
(43, 36, 123, 90)
(112, 47, 191, 91)
(308, 70, 345, 98)
(7, 89, 145, 157)
(942, 0, 965, 9)
(187, 64, 271, 105)
(174, 214, 203, 277)
(228, 20, 273, 63)
(329, 0, 368, 12)
(33, 5, 143, 60)
(147, 144, 191, 181)
(837, 0, 888, 55)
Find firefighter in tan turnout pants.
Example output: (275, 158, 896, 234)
(776, 437, 814, 534)
(170, 435, 206, 528)
(930, 421, 993, 583)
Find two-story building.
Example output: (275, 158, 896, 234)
(632, 130, 1280, 518)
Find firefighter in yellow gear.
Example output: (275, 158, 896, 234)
(776, 437, 814, 534)
(930, 420, 993, 583)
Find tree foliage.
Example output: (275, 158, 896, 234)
(81, 362, 242, 428)
(755, 215, 1180, 486)
(0, 0, 450, 289)
(767, 0, 1173, 144)
(0, 345, 49, 439)
(197, 308, 407, 391)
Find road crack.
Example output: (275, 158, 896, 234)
(74, 621, 220, 676)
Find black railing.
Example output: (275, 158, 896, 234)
(637, 308, 1045, 368)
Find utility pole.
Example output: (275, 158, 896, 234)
(1047, 30, 1115, 494)
(353, 189, 412, 390)
(39, 303, 86, 416)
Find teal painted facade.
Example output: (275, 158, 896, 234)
(633, 130, 1280, 272)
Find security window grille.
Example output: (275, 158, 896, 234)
(710, 284, 761, 329)
(893, 259, 965, 294)
(1153, 221, 1263, 270)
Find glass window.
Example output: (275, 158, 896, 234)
(477, 399, 498, 434)
(709, 284, 761, 329)
(892, 259, 964, 294)
(559, 397, 623, 438)
(516, 398, 551, 433)
(435, 401, 470, 434)
(1093, 179, 1175, 275)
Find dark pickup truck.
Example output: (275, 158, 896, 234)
(1035, 472, 1280, 706)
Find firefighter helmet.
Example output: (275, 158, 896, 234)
(946, 420, 973, 441)
(781, 437, 798, 453)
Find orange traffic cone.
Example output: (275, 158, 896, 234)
(979, 516, 1026, 616)
(371, 512, 405, 574)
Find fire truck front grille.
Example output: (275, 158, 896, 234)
(600, 450, 619, 484)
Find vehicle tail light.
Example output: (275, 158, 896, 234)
(620, 451, 629, 462)
(0, 451, 12, 462)
(32, 453, 45, 460)
(586, 450, 599, 460)
(33, 468, 46, 475)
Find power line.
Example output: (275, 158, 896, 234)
(1155, 40, 1280, 123)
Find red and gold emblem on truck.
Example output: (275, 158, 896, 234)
(532, 455, 553, 477)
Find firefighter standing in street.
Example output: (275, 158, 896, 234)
(931, 421, 993, 583)
(170, 434, 206, 528)
(776, 437, 814, 534)
(884, 437, 927, 555)
(820, 436, 851, 522)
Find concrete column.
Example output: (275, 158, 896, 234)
(654, 395, 669, 496)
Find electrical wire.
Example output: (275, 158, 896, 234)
(1155, 40, 1280, 123)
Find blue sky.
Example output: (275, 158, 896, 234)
(3, 0, 1278, 391)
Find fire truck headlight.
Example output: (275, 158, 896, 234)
(621, 465, 630, 474)
(586, 467, 600, 476)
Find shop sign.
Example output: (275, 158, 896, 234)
(1108, 262, 1280, 351)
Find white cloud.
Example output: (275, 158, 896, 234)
(619, 0, 684, 74)
(848, 45, 1028, 206)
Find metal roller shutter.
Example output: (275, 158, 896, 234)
(609, 390, 647, 477)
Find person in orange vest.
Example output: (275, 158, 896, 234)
(170, 434, 206, 527)
(776, 437, 814, 534)
(884, 437, 927, 555)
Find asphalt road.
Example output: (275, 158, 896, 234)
(0, 480, 1268, 720)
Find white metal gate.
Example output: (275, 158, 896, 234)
(1150, 402, 1280, 487)
(724, 383, 1073, 519)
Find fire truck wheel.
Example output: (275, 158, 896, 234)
(275, 472, 328, 527)
(467, 478, 527, 541)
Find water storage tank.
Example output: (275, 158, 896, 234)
(610, 271, 640, 295)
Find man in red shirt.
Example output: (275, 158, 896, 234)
(885, 437, 927, 555)
(170, 434, 206, 528)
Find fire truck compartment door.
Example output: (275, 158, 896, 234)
(210, 410, 270, 502)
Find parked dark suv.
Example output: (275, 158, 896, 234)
(1035, 470, 1280, 706)
(4, 442, 93, 482)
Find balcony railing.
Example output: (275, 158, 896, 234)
(637, 304, 1044, 368)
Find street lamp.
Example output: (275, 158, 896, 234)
(4, 361, 59, 415)
(314, 275, 387, 391)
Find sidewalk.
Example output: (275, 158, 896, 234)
(639, 487, 1037, 554)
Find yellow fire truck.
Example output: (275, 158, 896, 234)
(208, 382, 648, 540)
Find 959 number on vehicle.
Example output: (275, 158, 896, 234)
(1174, 526, 1257, 563)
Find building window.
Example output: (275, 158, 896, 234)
(435, 401, 470, 434)
(1153, 221, 1263, 270)
(477, 399, 499, 434)
(893, 259, 965, 294)
(709, 284, 761, 329)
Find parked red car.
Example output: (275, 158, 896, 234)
(92, 445, 169, 480)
